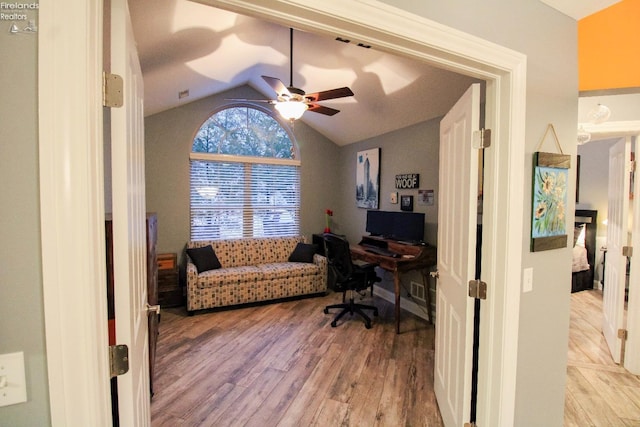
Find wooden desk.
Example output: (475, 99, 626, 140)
(350, 236, 437, 334)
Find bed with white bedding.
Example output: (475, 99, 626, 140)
(572, 209, 597, 293)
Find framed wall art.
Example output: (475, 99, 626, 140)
(400, 195, 414, 211)
(356, 148, 380, 209)
(530, 124, 571, 252)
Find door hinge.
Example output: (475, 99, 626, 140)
(618, 329, 628, 340)
(464, 423, 478, 427)
(623, 246, 633, 257)
(468, 279, 487, 300)
(109, 344, 129, 378)
(473, 128, 491, 149)
(103, 72, 123, 108)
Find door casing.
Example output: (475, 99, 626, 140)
(39, 1, 527, 426)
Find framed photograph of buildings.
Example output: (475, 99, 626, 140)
(356, 148, 380, 209)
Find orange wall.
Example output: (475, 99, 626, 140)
(578, 0, 640, 91)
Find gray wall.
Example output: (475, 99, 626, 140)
(377, 1, 578, 425)
(335, 118, 440, 308)
(335, 118, 440, 245)
(0, 5, 51, 425)
(577, 138, 617, 235)
(144, 85, 341, 262)
(577, 138, 617, 281)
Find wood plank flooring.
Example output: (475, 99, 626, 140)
(564, 289, 640, 426)
(150, 292, 443, 426)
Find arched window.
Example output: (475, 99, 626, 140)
(190, 105, 300, 240)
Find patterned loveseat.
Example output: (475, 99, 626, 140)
(186, 236, 327, 313)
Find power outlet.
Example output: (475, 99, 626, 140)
(0, 352, 27, 407)
(523, 267, 533, 293)
(410, 281, 426, 302)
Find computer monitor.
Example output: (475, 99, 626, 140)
(365, 210, 392, 237)
(366, 210, 425, 243)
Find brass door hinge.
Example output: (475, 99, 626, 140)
(464, 422, 478, 427)
(623, 246, 633, 257)
(618, 329, 628, 340)
(109, 344, 129, 378)
(103, 72, 123, 108)
(468, 280, 487, 300)
(473, 128, 491, 149)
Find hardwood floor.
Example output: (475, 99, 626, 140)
(150, 291, 443, 426)
(564, 289, 640, 426)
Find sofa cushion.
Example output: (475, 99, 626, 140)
(186, 245, 221, 273)
(259, 262, 321, 280)
(288, 243, 318, 263)
(196, 265, 263, 289)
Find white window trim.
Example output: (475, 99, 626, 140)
(190, 152, 301, 166)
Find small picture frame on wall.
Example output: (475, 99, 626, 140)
(400, 195, 413, 211)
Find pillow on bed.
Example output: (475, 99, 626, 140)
(574, 224, 586, 248)
(572, 244, 590, 273)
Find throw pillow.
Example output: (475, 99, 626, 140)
(288, 243, 318, 263)
(186, 245, 222, 273)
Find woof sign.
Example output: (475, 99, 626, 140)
(395, 174, 419, 189)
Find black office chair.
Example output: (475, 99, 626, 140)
(322, 233, 381, 329)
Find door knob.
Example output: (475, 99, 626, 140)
(146, 303, 160, 315)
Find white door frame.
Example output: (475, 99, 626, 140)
(38, 1, 112, 426)
(627, 133, 640, 374)
(39, 0, 526, 425)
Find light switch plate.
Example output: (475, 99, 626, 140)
(0, 351, 27, 407)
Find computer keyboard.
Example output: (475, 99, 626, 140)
(363, 245, 400, 258)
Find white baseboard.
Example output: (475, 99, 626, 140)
(373, 284, 432, 322)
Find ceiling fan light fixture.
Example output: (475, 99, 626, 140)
(275, 101, 308, 121)
(587, 103, 611, 124)
(577, 126, 591, 145)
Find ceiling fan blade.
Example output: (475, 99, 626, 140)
(305, 87, 354, 102)
(262, 76, 291, 97)
(307, 104, 340, 116)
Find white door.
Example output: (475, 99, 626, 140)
(435, 84, 481, 426)
(111, 0, 151, 424)
(603, 137, 631, 364)
(626, 135, 640, 374)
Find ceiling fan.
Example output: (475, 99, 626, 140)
(229, 28, 354, 122)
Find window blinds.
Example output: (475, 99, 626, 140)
(190, 159, 300, 240)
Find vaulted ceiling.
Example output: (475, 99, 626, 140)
(129, 0, 481, 146)
(129, 0, 620, 146)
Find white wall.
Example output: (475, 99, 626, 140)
(579, 94, 640, 123)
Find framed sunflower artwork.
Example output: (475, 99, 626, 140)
(530, 151, 571, 252)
